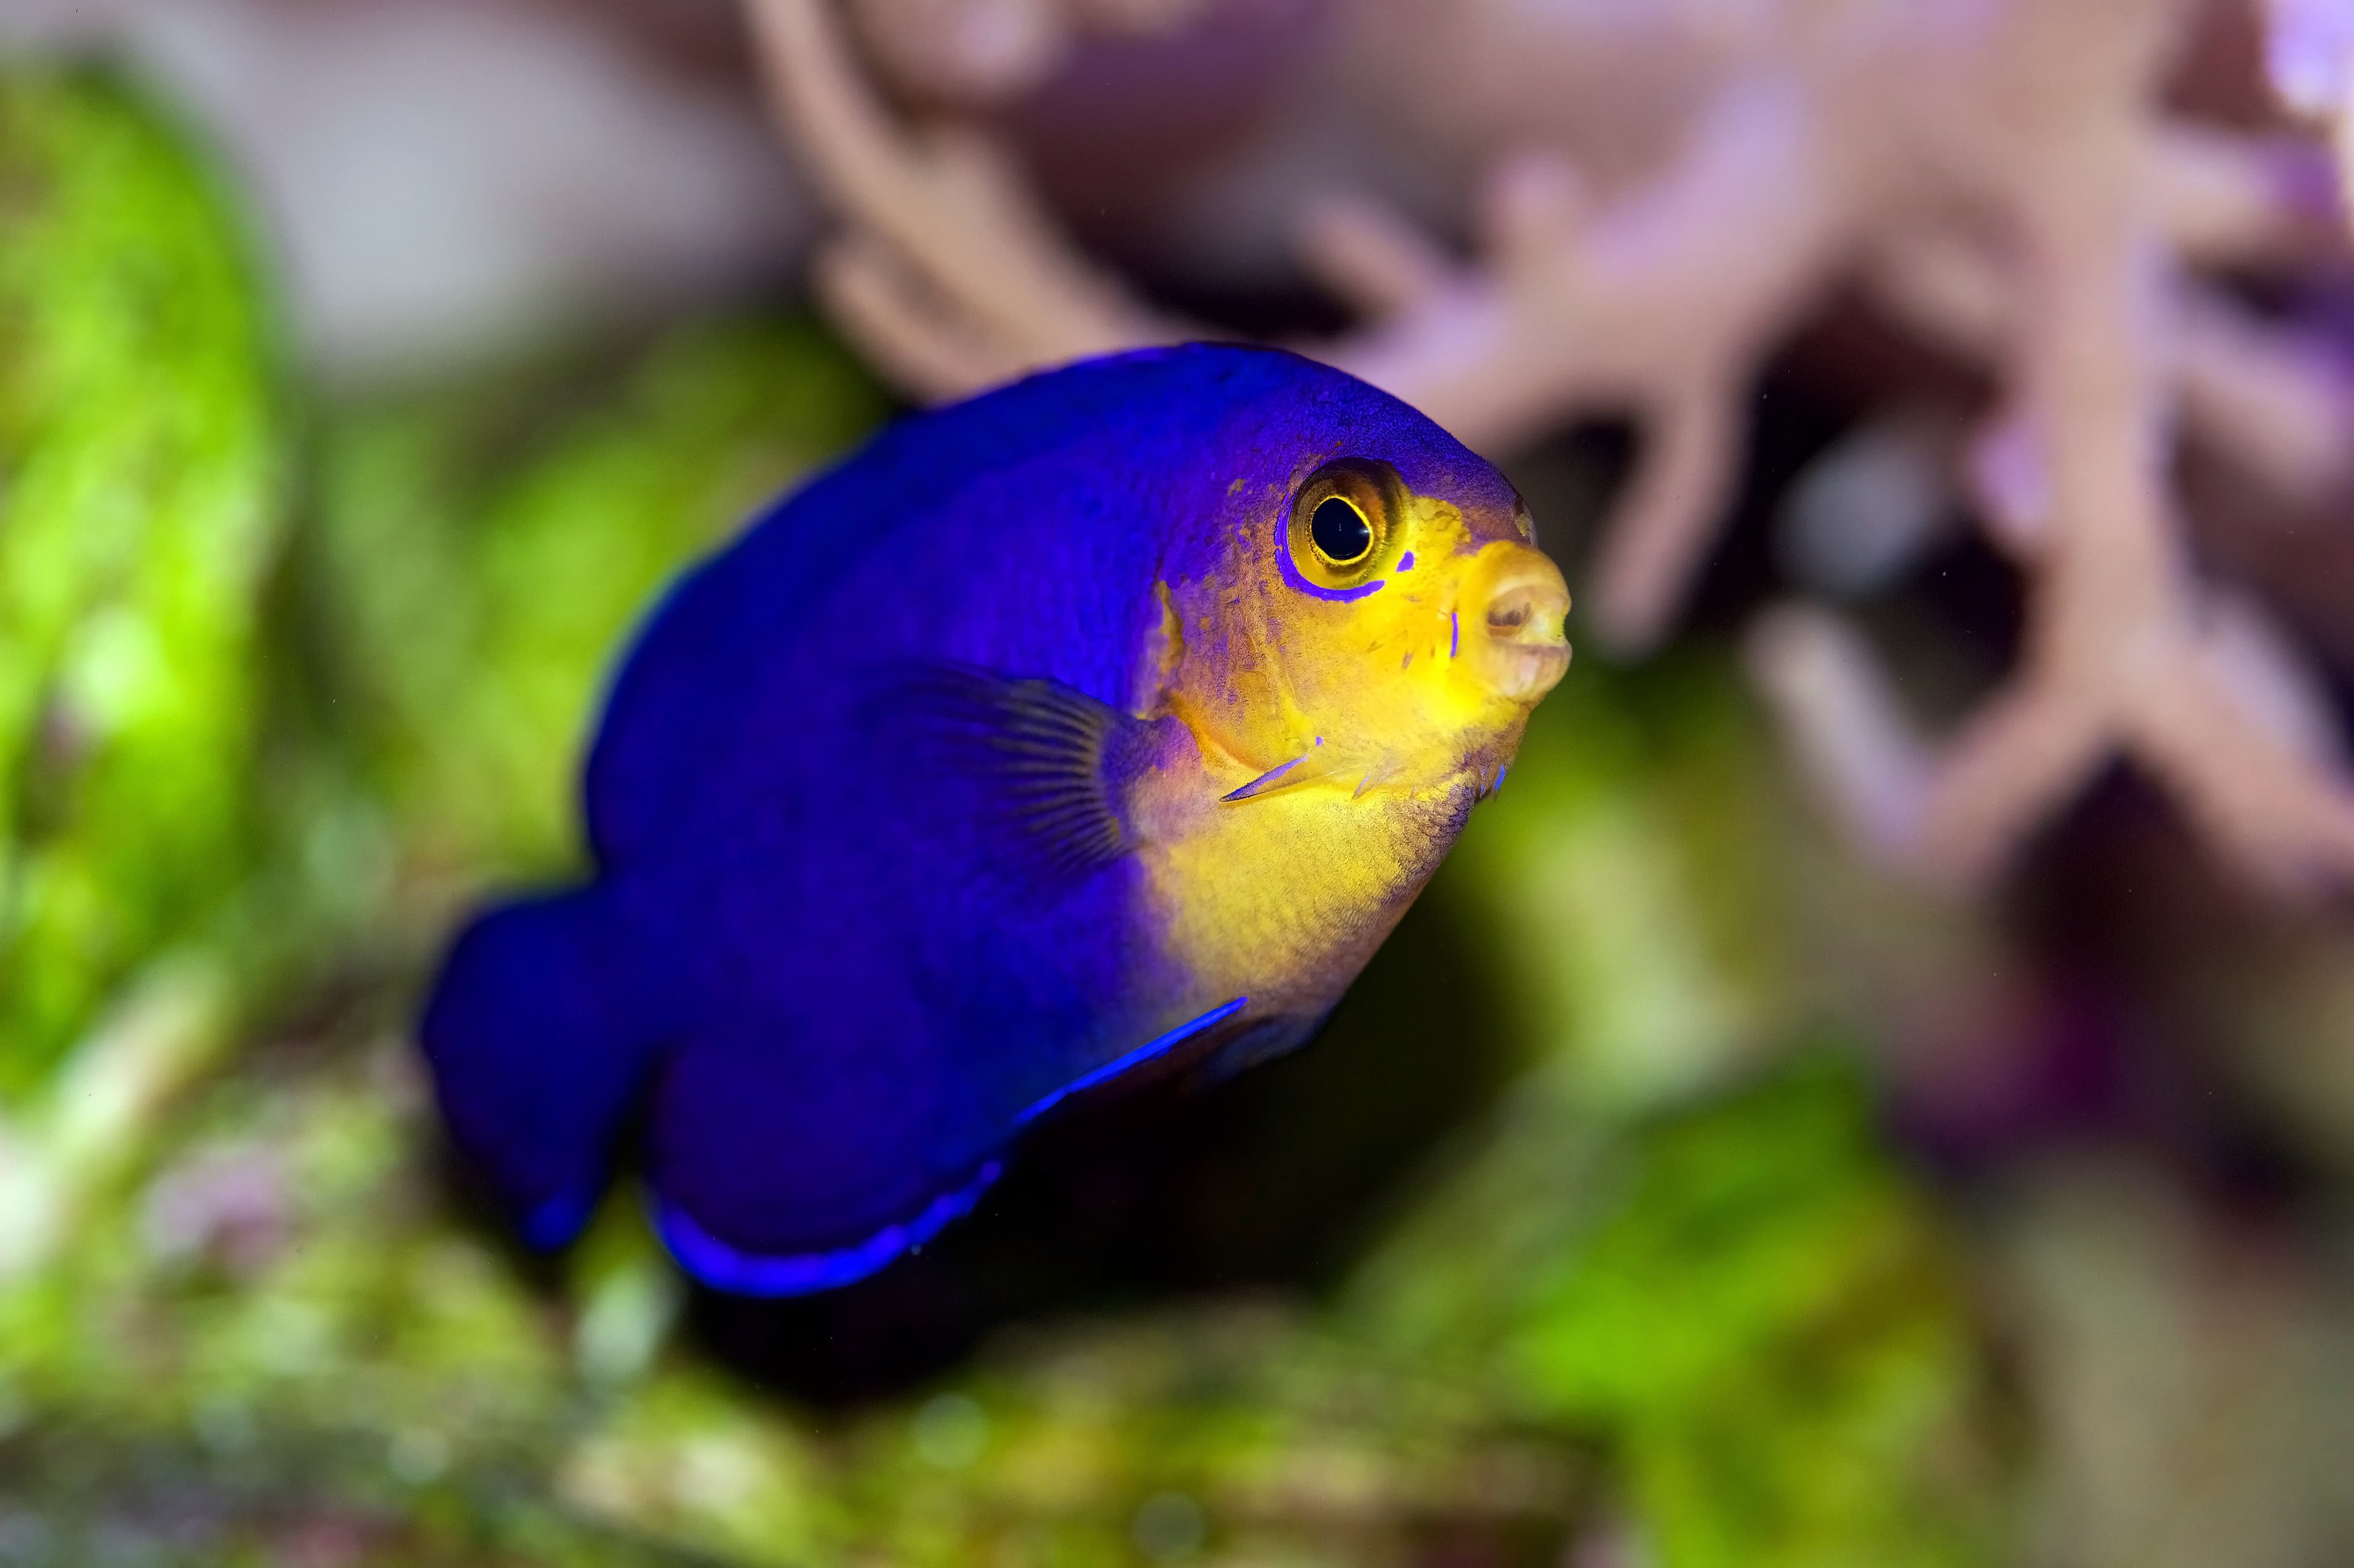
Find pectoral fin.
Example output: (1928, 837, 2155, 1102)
(877, 664, 1156, 880)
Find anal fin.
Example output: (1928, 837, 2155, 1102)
(655, 1159, 1005, 1296)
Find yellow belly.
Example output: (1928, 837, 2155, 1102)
(1138, 771, 1471, 1019)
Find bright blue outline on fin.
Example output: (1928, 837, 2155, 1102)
(1016, 995, 1247, 1127)
(649, 997, 1246, 1296)
(654, 1159, 1007, 1297)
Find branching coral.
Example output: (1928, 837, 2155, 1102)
(745, 0, 2354, 897)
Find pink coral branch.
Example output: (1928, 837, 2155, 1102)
(2151, 121, 2341, 268)
(1868, 227, 2354, 509)
(1315, 80, 1856, 650)
(742, 0, 1181, 396)
(749, 3, 1858, 653)
(1746, 605, 1933, 862)
(752, 0, 2354, 899)
(1582, 390, 1744, 650)
(1774, 72, 2354, 897)
(2130, 644, 2354, 894)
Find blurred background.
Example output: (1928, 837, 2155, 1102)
(10, 1, 2354, 1562)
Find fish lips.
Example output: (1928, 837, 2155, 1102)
(1463, 542, 1572, 704)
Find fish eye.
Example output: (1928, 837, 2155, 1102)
(1286, 457, 1404, 592)
(1311, 496, 1373, 565)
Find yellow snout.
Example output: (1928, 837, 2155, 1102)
(1462, 542, 1571, 704)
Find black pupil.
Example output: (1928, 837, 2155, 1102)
(1311, 497, 1373, 563)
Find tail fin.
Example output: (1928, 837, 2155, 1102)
(419, 888, 669, 1249)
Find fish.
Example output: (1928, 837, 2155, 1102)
(419, 343, 1571, 1295)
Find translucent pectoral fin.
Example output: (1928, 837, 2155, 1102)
(873, 663, 1150, 878)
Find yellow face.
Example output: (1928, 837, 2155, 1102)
(1133, 454, 1571, 1018)
(1163, 455, 1572, 801)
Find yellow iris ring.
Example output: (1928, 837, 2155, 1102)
(1286, 457, 1408, 592)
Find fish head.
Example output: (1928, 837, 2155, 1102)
(1168, 436, 1570, 800)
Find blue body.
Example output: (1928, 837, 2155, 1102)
(419, 344, 1514, 1292)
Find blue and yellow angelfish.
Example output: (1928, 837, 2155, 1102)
(422, 344, 1571, 1294)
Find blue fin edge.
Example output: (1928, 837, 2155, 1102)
(1016, 995, 1247, 1127)
(644, 996, 1246, 1296)
(653, 1158, 1006, 1297)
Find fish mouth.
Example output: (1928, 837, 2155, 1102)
(1463, 543, 1571, 704)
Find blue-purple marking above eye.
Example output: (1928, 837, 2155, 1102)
(1450, 612, 1460, 659)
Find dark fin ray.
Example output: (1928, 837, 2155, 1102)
(418, 889, 668, 1248)
(875, 664, 1140, 877)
